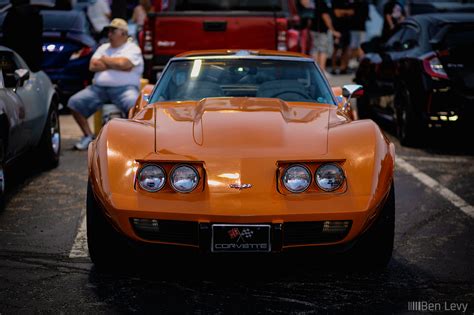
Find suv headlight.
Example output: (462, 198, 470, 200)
(282, 164, 311, 193)
(316, 164, 345, 192)
(170, 165, 199, 193)
(138, 165, 166, 192)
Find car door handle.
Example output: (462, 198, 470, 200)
(203, 21, 227, 32)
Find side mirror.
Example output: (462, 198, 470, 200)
(342, 84, 364, 111)
(14, 69, 29, 88)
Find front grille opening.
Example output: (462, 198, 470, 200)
(283, 221, 352, 246)
(131, 218, 199, 246)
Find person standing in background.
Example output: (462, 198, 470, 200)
(382, 0, 405, 41)
(310, 0, 341, 75)
(132, 0, 154, 32)
(348, 0, 368, 68)
(87, 0, 111, 38)
(2, 0, 43, 72)
(331, 0, 354, 74)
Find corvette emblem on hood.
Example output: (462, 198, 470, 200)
(229, 184, 252, 190)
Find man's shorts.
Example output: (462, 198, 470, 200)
(310, 31, 333, 55)
(68, 85, 139, 118)
(350, 31, 366, 49)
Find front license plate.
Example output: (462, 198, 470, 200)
(211, 224, 271, 253)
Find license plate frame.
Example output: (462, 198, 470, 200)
(211, 224, 271, 253)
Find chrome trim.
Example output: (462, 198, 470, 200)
(229, 183, 253, 190)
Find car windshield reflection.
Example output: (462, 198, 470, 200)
(151, 59, 335, 105)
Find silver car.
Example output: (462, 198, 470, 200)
(0, 46, 60, 208)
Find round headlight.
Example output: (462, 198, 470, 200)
(316, 164, 345, 192)
(282, 164, 311, 193)
(138, 165, 166, 192)
(170, 165, 199, 193)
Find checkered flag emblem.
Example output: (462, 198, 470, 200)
(228, 228, 240, 239)
(240, 228, 254, 239)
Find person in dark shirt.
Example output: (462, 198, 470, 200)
(310, 0, 341, 73)
(331, 0, 354, 74)
(349, 0, 369, 65)
(382, 1, 405, 41)
(2, 0, 43, 72)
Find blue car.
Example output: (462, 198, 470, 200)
(40, 10, 97, 104)
(0, 9, 96, 104)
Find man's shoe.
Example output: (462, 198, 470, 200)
(74, 135, 94, 151)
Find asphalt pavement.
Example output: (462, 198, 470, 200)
(0, 74, 473, 313)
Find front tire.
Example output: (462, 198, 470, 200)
(37, 102, 61, 169)
(348, 182, 395, 270)
(87, 181, 133, 270)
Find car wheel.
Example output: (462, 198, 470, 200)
(395, 87, 420, 146)
(0, 139, 5, 210)
(86, 180, 133, 270)
(347, 182, 395, 270)
(37, 102, 61, 169)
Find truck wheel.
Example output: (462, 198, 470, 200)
(348, 182, 395, 270)
(37, 102, 61, 169)
(86, 181, 133, 270)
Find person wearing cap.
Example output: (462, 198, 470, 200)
(68, 18, 144, 150)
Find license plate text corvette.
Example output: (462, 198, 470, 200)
(211, 224, 271, 253)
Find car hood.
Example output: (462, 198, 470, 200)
(153, 97, 332, 160)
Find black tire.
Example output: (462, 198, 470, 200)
(394, 87, 420, 146)
(87, 181, 133, 270)
(37, 101, 61, 169)
(348, 182, 395, 270)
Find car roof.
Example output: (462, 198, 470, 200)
(175, 50, 312, 60)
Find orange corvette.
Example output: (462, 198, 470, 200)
(87, 50, 395, 269)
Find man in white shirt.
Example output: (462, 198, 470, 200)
(68, 18, 144, 150)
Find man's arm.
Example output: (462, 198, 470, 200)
(99, 56, 134, 71)
(89, 58, 107, 72)
(322, 13, 341, 38)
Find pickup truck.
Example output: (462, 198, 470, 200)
(141, 0, 302, 81)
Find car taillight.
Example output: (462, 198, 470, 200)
(276, 18, 288, 51)
(69, 47, 93, 60)
(422, 52, 448, 80)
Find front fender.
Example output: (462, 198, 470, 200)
(327, 118, 395, 219)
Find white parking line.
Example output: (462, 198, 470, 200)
(69, 208, 89, 258)
(396, 157, 474, 219)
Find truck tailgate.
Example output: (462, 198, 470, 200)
(152, 13, 277, 56)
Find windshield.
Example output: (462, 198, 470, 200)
(150, 59, 335, 104)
